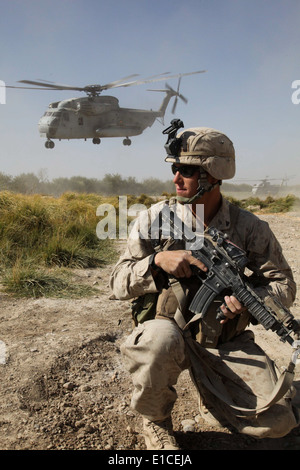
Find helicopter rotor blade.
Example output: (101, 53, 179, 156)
(147, 78, 189, 114)
(171, 79, 179, 114)
(17, 77, 141, 94)
(99, 74, 141, 89)
(147, 89, 170, 92)
(99, 72, 171, 91)
(165, 79, 188, 114)
(18, 75, 143, 94)
(4, 85, 60, 91)
(165, 81, 187, 100)
(171, 97, 178, 114)
(16, 74, 170, 93)
(6, 70, 205, 95)
(110, 70, 206, 89)
(18, 79, 86, 91)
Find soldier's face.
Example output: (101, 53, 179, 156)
(172, 164, 201, 199)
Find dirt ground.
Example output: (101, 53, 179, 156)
(1, 211, 300, 451)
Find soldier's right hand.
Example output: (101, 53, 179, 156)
(154, 250, 207, 278)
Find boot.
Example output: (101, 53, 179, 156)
(142, 416, 180, 450)
(198, 395, 228, 428)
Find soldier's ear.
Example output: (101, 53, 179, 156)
(206, 173, 220, 185)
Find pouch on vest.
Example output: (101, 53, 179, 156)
(156, 287, 180, 320)
(131, 293, 158, 325)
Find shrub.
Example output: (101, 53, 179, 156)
(0, 192, 117, 297)
(228, 194, 298, 213)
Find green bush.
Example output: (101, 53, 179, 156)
(227, 194, 298, 213)
(2, 264, 96, 298)
(0, 192, 116, 297)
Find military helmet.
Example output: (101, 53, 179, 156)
(165, 127, 236, 180)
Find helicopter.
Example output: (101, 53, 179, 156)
(6, 71, 205, 149)
(251, 176, 293, 196)
(233, 176, 294, 196)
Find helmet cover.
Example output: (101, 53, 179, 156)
(165, 127, 235, 180)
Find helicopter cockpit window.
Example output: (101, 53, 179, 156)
(49, 102, 59, 109)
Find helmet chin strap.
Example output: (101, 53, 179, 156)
(176, 169, 221, 204)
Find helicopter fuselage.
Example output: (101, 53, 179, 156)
(7, 71, 205, 148)
(39, 95, 158, 143)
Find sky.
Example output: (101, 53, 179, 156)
(0, 0, 300, 186)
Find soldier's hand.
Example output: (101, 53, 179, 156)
(219, 295, 248, 324)
(154, 250, 207, 278)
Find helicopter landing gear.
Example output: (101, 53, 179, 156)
(92, 138, 101, 145)
(45, 139, 55, 149)
(123, 138, 131, 146)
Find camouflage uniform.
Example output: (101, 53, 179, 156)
(110, 126, 298, 440)
(110, 197, 298, 437)
(110, 197, 295, 307)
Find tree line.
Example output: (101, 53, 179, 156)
(0, 171, 176, 196)
(2, 170, 297, 197)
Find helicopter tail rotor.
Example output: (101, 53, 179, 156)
(147, 78, 188, 114)
(167, 78, 188, 114)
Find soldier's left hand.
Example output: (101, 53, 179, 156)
(219, 295, 247, 324)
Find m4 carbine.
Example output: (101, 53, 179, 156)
(157, 208, 300, 346)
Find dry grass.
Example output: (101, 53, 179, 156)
(0, 191, 297, 297)
(0, 192, 116, 297)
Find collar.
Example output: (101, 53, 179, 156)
(172, 195, 232, 232)
(209, 196, 231, 231)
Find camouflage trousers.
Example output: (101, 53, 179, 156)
(121, 318, 299, 438)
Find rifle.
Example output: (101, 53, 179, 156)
(156, 207, 300, 351)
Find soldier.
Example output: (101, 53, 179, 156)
(110, 125, 299, 450)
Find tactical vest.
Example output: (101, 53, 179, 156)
(131, 200, 252, 347)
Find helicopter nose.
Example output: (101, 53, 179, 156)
(38, 116, 59, 138)
(38, 118, 57, 137)
(38, 116, 49, 136)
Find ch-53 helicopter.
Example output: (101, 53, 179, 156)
(7, 71, 205, 149)
(234, 176, 294, 196)
(251, 176, 293, 196)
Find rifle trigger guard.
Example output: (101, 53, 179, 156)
(216, 303, 229, 321)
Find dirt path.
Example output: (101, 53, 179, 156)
(0, 212, 300, 451)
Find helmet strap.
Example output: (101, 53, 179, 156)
(176, 169, 221, 205)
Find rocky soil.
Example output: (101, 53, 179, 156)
(0, 211, 300, 451)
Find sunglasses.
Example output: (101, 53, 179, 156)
(171, 164, 199, 178)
